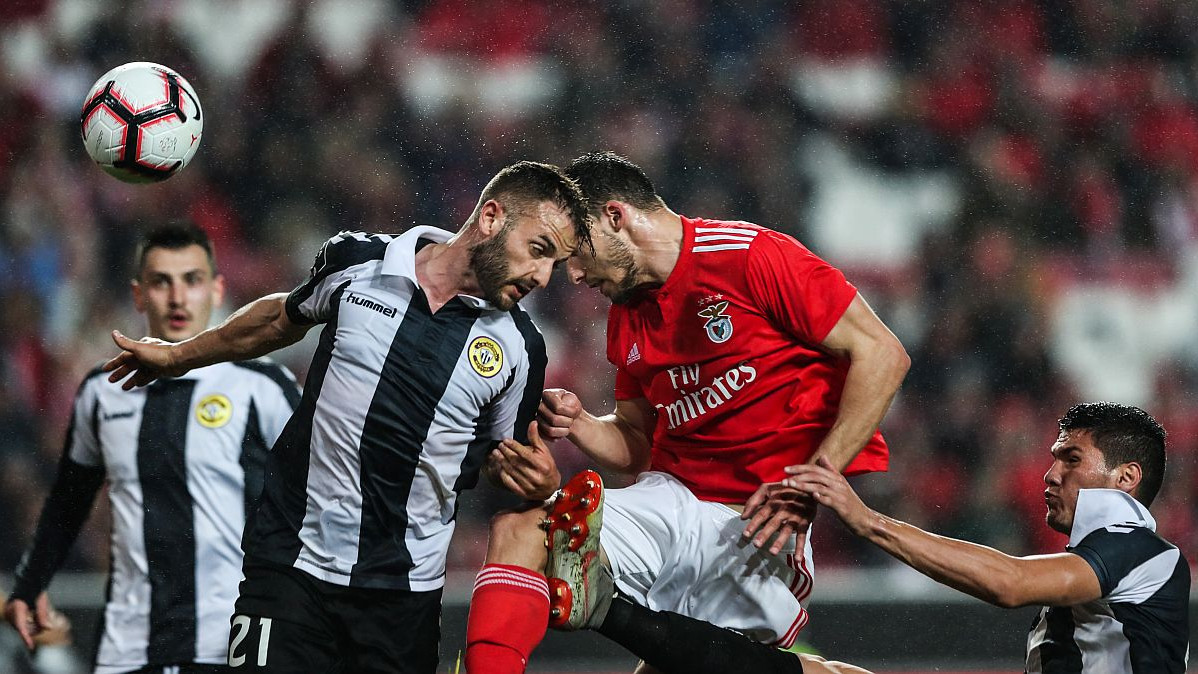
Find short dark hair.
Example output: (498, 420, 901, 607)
(472, 160, 592, 254)
(565, 151, 665, 214)
(134, 222, 217, 278)
(1059, 402, 1167, 506)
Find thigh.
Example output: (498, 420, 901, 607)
(227, 564, 344, 673)
(609, 475, 814, 647)
(664, 503, 813, 647)
(342, 587, 443, 674)
(601, 472, 690, 602)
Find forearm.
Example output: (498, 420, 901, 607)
(11, 461, 104, 603)
(812, 341, 909, 470)
(569, 411, 651, 475)
(171, 294, 302, 369)
(862, 511, 1029, 608)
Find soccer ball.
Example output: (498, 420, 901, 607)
(80, 62, 203, 183)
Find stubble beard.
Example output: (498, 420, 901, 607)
(469, 226, 516, 310)
(604, 233, 646, 305)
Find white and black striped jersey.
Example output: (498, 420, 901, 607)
(244, 227, 545, 591)
(12, 360, 299, 673)
(1026, 488, 1190, 673)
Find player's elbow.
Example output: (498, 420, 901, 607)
(884, 336, 911, 380)
(987, 571, 1038, 609)
(870, 334, 910, 392)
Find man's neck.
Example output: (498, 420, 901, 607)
(415, 236, 478, 312)
(636, 208, 685, 286)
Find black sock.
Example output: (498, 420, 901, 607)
(597, 596, 803, 674)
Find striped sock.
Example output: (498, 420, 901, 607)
(465, 564, 550, 674)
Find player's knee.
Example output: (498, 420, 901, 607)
(799, 653, 873, 674)
(485, 508, 550, 565)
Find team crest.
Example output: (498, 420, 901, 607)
(468, 336, 504, 378)
(196, 394, 232, 428)
(697, 300, 733, 343)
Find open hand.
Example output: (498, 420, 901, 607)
(103, 331, 189, 390)
(784, 457, 873, 537)
(4, 593, 69, 651)
(488, 421, 562, 501)
(741, 481, 817, 556)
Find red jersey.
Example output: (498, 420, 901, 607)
(607, 216, 888, 503)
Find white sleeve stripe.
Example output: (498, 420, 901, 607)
(694, 227, 758, 236)
(1105, 547, 1180, 604)
(692, 243, 752, 252)
(694, 234, 757, 243)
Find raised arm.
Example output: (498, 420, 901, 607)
(105, 293, 311, 390)
(538, 389, 655, 475)
(789, 458, 1103, 608)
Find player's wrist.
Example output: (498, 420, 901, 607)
(565, 409, 597, 443)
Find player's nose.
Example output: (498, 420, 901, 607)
(1043, 464, 1061, 486)
(531, 259, 553, 290)
(168, 281, 186, 306)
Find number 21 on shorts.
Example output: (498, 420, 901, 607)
(228, 615, 272, 667)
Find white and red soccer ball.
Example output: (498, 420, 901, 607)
(80, 62, 203, 183)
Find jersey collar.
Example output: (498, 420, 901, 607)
(1068, 488, 1156, 548)
(381, 225, 494, 310)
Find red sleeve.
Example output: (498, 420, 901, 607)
(745, 230, 857, 343)
(613, 366, 643, 401)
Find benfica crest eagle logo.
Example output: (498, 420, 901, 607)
(697, 300, 733, 343)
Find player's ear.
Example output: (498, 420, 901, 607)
(604, 201, 625, 232)
(131, 279, 146, 313)
(1115, 461, 1142, 494)
(211, 274, 226, 307)
(477, 199, 504, 238)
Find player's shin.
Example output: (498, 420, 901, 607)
(464, 564, 551, 674)
(597, 596, 805, 674)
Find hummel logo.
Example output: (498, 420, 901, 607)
(626, 343, 641, 365)
(345, 292, 397, 318)
(102, 410, 135, 421)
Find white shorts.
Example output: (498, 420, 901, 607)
(601, 471, 813, 647)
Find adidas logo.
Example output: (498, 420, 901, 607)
(626, 343, 641, 365)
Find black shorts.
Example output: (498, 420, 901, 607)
(123, 666, 233, 674)
(227, 561, 442, 674)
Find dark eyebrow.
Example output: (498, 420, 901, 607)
(1052, 444, 1081, 458)
(540, 236, 557, 257)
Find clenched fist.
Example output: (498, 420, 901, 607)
(537, 388, 583, 440)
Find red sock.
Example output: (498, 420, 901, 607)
(464, 564, 550, 674)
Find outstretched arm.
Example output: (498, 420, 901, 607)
(104, 293, 311, 390)
(789, 458, 1103, 608)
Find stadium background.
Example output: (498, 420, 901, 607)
(1, 0, 1197, 671)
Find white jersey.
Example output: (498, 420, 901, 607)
(1025, 488, 1190, 673)
(245, 228, 546, 591)
(39, 360, 298, 672)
